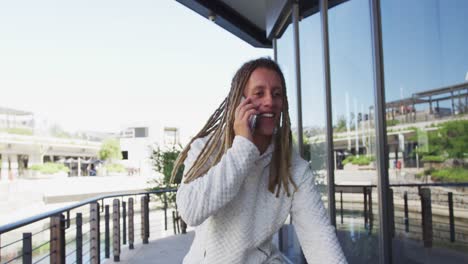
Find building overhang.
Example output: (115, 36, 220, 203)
(175, 0, 349, 48)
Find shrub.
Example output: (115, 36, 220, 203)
(431, 168, 468, 182)
(30, 162, 69, 174)
(1, 128, 33, 135)
(342, 155, 374, 166)
(386, 119, 400, 127)
(421, 155, 446, 163)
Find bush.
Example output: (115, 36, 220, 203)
(386, 119, 400, 127)
(343, 155, 374, 166)
(1, 128, 33, 135)
(105, 163, 125, 173)
(431, 168, 468, 182)
(148, 144, 184, 205)
(30, 163, 69, 174)
(421, 155, 446, 163)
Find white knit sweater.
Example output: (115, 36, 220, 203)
(176, 136, 347, 264)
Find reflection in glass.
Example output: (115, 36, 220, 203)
(329, 0, 379, 262)
(381, 0, 468, 262)
(277, 25, 298, 140)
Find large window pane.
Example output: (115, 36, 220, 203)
(277, 25, 298, 139)
(329, 0, 380, 262)
(381, 0, 468, 262)
(299, 13, 328, 205)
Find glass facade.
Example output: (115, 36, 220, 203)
(274, 0, 468, 263)
(380, 0, 468, 262)
(328, 0, 380, 262)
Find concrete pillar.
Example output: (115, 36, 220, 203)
(10, 155, 18, 180)
(78, 157, 81, 177)
(1, 154, 9, 181)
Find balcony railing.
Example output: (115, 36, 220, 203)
(2, 182, 467, 263)
(336, 182, 468, 250)
(0, 189, 184, 264)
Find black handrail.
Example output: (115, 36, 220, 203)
(335, 182, 468, 188)
(0, 188, 177, 235)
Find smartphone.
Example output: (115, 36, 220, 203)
(241, 97, 258, 130)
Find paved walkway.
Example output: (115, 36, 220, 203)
(105, 232, 194, 264)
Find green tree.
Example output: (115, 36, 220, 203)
(334, 115, 347, 133)
(414, 120, 468, 160)
(150, 144, 184, 185)
(148, 144, 184, 206)
(98, 139, 122, 162)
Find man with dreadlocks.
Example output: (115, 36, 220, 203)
(172, 58, 346, 264)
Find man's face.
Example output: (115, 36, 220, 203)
(243, 67, 284, 137)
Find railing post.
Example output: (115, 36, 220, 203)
(122, 201, 127, 245)
(113, 199, 121, 262)
(172, 211, 177, 235)
(164, 192, 168, 231)
(404, 191, 409, 233)
(388, 188, 395, 238)
(50, 214, 65, 264)
(128, 198, 134, 249)
(340, 191, 344, 224)
(145, 194, 150, 239)
(364, 187, 368, 228)
(369, 188, 373, 233)
(141, 196, 149, 244)
(22, 232, 32, 264)
(448, 192, 455, 242)
(419, 188, 433, 248)
(181, 219, 187, 234)
(104, 205, 110, 258)
(90, 202, 100, 264)
(76, 213, 83, 264)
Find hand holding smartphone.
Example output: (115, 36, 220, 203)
(241, 97, 258, 131)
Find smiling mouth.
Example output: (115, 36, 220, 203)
(260, 113, 275, 118)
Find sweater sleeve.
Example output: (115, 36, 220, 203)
(176, 136, 260, 226)
(291, 167, 347, 264)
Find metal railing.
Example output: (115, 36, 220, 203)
(0, 189, 184, 264)
(335, 182, 468, 249)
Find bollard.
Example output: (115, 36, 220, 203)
(128, 198, 134, 249)
(50, 214, 65, 264)
(389, 188, 395, 237)
(164, 193, 168, 231)
(419, 188, 433, 248)
(113, 199, 121, 262)
(448, 192, 455, 242)
(22, 233, 32, 264)
(368, 188, 373, 233)
(141, 196, 149, 244)
(364, 187, 368, 228)
(340, 191, 343, 224)
(104, 205, 110, 258)
(90, 202, 100, 264)
(404, 191, 409, 232)
(76, 213, 83, 264)
(123, 201, 127, 245)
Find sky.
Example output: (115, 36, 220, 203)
(0, 0, 271, 143)
(1, 0, 467, 142)
(276, 0, 468, 129)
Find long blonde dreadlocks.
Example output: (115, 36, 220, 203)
(170, 58, 297, 197)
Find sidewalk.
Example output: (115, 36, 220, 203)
(104, 232, 194, 264)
